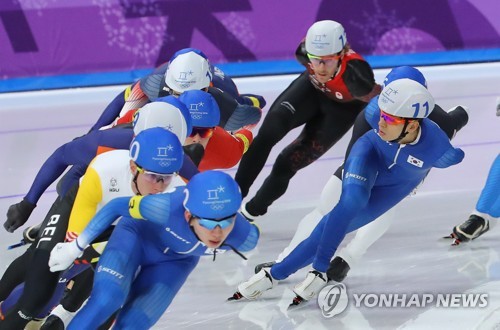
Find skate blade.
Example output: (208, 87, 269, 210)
(441, 233, 464, 246)
(287, 295, 308, 310)
(442, 232, 458, 239)
(227, 291, 244, 301)
(7, 240, 27, 250)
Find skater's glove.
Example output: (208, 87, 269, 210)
(240, 94, 266, 109)
(49, 240, 84, 272)
(4, 198, 36, 233)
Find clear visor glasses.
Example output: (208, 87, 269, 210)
(307, 53, 341, 67)
(137, 166, 176, 185)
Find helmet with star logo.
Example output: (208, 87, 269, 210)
(130, 127, 184, 174)
(183, 171, 242, 219)
(378, 79, 435, 119)
(133, 97, 192, 140)
(306, 20, 347, 56)
(165, 48, 212, 94)
(179, 90, 220, 128)
(383, 66, 427, 88)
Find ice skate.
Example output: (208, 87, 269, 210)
(240, 203, 259, 222)
(7, 223, 41, 250)
(40, 304, 76, 330)
(444, 214, 489, 246)
(288, 270, 326, 309)
(228, 268, 274, 301)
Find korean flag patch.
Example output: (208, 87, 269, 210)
(407, 155, 424, 168)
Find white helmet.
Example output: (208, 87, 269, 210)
(165, 49, 212, 94)
(378, 79, 435, 119)
(305, 20, 347, 56)
(133, 101, 189, 141)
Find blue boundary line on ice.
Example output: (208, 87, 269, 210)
(1, 48, 500, 93)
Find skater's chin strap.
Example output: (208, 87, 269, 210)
(209, 244, 248, 262)
(187, 219, 248, 261)
(219, 243, 248, 261)
(388, 119, 411, 143)
(132, 171, 142, 196)
(389, 118, 422, 143)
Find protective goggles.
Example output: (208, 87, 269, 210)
(307, 53, 341, 67)
(192, 213, 237, 230)
(189, 127, 214, 138)
(137, 166, 176, 184)
(380, 110, 407, 125)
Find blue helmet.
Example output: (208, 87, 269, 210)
(183, 171, 242, 219)
(384, 66, 427, 88)
(154, 95, 193, 137)
(130, 127, 184, 174)
(179, 90, 220, 128)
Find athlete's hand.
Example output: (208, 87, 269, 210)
(240, 93, 266, 109)
(49, 240, 83, 272)
(4, 199, 36, 233)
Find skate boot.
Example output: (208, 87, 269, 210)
(23, 223, 41, 243)
(289, 270, 327, 307)
(228, 268, 274, 301)
(40, 315, 65, 330)
(7, 223, 42, 249)
(40, 305, 75, 330)
(254, 261, 276, 274)
(327, 256, 351, 282)
(241, 203, 259, 222)
(446, 215, 489, 246)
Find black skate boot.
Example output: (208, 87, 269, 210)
(241, 203, 259, 222)
(254, 261, 276, 274)
(40, 315, 65, 330)
(23, 223, 41, 243)
(327, 256, 350, 282)
(447, 215, 489, 246)
(7, 223, 42, 249)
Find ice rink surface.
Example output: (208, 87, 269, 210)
(1, 62, 499, 329)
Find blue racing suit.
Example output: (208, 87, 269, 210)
(270, 100, 465, 278)
(68, 188, 259, 329)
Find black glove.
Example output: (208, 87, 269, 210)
(183, 143, 205, 167)
(4, 198, 36, 233)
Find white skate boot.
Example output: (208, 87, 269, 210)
(290, 270, 327, 307)
(228, 268, 274, 301)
